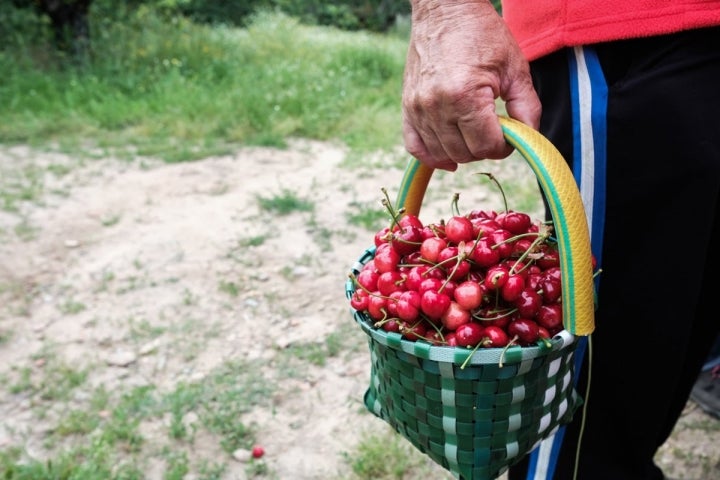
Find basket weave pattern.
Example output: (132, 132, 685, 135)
(347, 248, 581, 480)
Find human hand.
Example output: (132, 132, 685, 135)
(402, 0, 541, 171)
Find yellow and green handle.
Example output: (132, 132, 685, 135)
(395, 116, 596, 336)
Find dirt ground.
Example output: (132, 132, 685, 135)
(0, 141, 718, 479)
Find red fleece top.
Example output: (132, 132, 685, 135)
(502, 0, 720, 61)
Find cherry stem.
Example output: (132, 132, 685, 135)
(509, 232, 551, 274)
(380, 187, 406, 232)
(451, 192, 461, 217)
(472, 307, 517, 322)
(498, 335, 519, 368)
(460, 342, 483, 370)
(477, 172, 509, 214)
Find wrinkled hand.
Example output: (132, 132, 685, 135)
(403, 0, 541, 170)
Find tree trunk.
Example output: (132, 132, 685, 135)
(37, 0, 93, 63)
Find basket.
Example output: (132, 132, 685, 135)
(345, 117, 596, 480)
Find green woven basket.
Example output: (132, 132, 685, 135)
(345, 119, 594, 480)
(346, 248, 580, 480)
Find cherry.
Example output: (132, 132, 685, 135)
(374, 226, 390, 246)
(418, 277, 445, 294)
(420, 236, 447, 263)
(373, 244, 400, 273)
(455, 322, 485, 347)
(484, 265, 509, 290)
(350, 289, 369, 311)
(251, 445, 265, 459)
(405, 265, 430, 291)
(454, 280, 484, 310)
(367, 293, 388, 321)
(396, 290, 421, 321)
(377, 271, 405, 296)
(536, 304, 563, 331)
(420, 289, 451, 320)
(400, 320, 428, 341)
(540, 276, 562, 304)
(397, 213, 424, 231)
(501, 211, 532, 235)
(501, 273, 525, 302)
(482, 325, 510, 348)
(515, 288, 543, 318)
(470, 238, 501, 267)
(441, 301, 471, 330)
(356, 269, 379, 292)
(381, 318, 401, 333)
(445, 215, 474, 244)
(490, 229, 514, 259)
(390, 225, 423, 256)
(508, 318, 540, 345)
(538, 248, 560, 269)
(471, 218, 501, 238)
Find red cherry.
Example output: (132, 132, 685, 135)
(537, 304, 564, 331)
(508, 318, 541, 345)
(482, 325, 510, 348)
(400, 320, 427, 341)
(455, 322, 485, 347)
(484, 265, 509, 290)
(390, 225, 423, 256)
(540, 277, 562, 304)
(515, 288, 543, 318)
(396, 290, 422, 321)
(398, 213, 424, 231)
(501, 274, 525, 302)
(367, 293, 388, 321)
(538, 248, 560, 269)
(490, 229, 514, 259)
(374, 246, 400, 273)
(470, 238, 501, 267)
(441, 301, 472, 330)
(454, 280, 484, 310)
(381, 318, 401, 333)
(356, 269, 379, 292)
(418, 277, 445, 294)
(420, 236, 447, 263)
(251, 445, 265, 459)
(445, 215, 474, 244)
(377, 271, 405, 296)
(350, 289, 369, 311)
(501, 211, 532, 235)
(471, 218, 501, 238)
(374, 226, 390, 246)
(420, 289, 451, 320)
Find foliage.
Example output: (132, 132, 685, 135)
(0, 10, 407, 160)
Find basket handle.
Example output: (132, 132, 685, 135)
(395, 116, 595, 335)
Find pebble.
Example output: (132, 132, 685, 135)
(105, 350, 137, 367)
(232, 448, 252, 462)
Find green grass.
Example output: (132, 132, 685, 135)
(256, 188, 315, 215)
(0, 358, 273, 478)
(0, 10, 407, 161)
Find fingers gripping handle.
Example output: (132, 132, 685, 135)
(395, 116, 595, 336)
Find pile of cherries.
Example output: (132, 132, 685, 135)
(349, 190, 571, 351)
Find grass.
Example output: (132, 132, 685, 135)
(0, 357, 273, 478)
(0, 9, 408, 161)
(256, 188, 315, 216)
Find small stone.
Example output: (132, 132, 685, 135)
(139, 339, 161, 356)
(232, 448, 252, 462)
(105, 350, 137, 367)
(64, 239, 80, 248)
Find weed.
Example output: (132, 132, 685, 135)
(256, 188, 314, 215)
